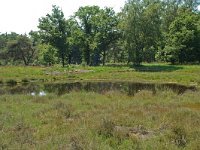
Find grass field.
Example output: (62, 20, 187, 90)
(0, 63, 200, 86)
(0, 90, 200, 149)
(0, 63, 200, 149)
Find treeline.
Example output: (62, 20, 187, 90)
(0, 0, 200, 66)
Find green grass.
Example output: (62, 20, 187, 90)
(0, 63, 200, 149)
(0, 90, 200, 149)
(0, 63, 200, 86)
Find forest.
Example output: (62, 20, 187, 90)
(0, 0, 200, 67)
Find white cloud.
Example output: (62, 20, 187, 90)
(0, 0, 125, 34)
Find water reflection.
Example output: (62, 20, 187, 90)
(0, 81, 197, 96)
(31, 91, 47, 96)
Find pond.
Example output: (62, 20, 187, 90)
(0, 81, 197, 96)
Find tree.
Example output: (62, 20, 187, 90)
(106, 11, 128, 64)
(74, 6, 101, 65)
(123, 0, 162, 65)
(0, 33, 7, 62)
(141, 1, 162, 62)
(163, 8, 200, 64)
(0, 32, 19, 65)
(94, 7, 119, 65)
(66, 18, 83, 64)
(37, 44, 58, 66)
(7, 35, 35, 65)
(123, 0, 142, 65)
(74, 6, 119, 66)
(0, 34, 7, 50)
(38, 5, 68, 67)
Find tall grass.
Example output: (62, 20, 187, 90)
(0, 90, 200, 149)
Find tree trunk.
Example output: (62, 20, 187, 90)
(21, 52, 28, 66)
(103, 49, 106, 66)
(61, 53, 65, 67)
(85, 44, 90, 65)
(68, 53, 71, 64)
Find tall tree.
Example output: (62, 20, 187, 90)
(0, 32, 19, 64)
(7, 35, 35, 65)
(66, 18, 83, 64)
(123, 0, 162, 65)
(38, 5, 68, 67)
(123, 0, 143, 65)
(74, 6, 101, 65)
(95, 7, 119, 65)
(74, 6, 119, 66)
(164, 8, 200, 64)
(142, 1, 162, 62)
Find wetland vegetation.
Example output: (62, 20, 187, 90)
(0, 87, 200, 149)
(0, 64, 200, 149)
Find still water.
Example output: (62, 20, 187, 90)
(0, 81, 196, 96)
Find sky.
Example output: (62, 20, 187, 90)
(0, 0, 126, 34)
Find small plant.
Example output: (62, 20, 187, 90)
(53, 102, 72, 119)
(98, 118, 115, 138)
(171, 126, 187, 147)
(70, 136, 84, 150)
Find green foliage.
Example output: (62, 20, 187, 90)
(163, 8, 200, 64)
(74, 6, 119, 66)
(1, 1, 200, 66)
(7, 35, 36, 65)
(123, 0, 200, 65)
(37, 44, 58, 66)
(94, 7, 119, 66)
(66, 18, 83, 64)
(0, 32, 19, 65)
(74, 6, 101, 65)
(38, 5, 68, 67)
(123, 0, 162, 65)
